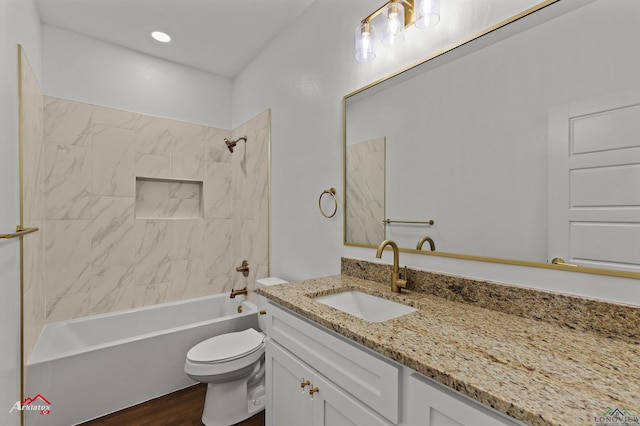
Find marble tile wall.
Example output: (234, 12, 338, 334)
(228, 110, 270, 295)
(24, 97, 271, 330)
(346, 137, 385, 245)
(20, 48, 46, 358)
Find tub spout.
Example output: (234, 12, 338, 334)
(230, 288, 248, 298)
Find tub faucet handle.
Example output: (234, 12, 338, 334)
(236, 260, 250, 277)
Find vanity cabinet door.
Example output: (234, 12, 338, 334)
(311, 373, 394, 426)
(267, 340, 394, 426)
(266, 340, 313, 426)
(407, 373, 525, 426)
(266, 302, 400, 423)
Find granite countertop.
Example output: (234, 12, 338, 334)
(258, 274, 640, 426)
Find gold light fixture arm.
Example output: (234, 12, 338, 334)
(0, 225, 39, 239)
(362, 0, 415, 27)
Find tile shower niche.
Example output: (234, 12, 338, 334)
(135, 177, 203, 219)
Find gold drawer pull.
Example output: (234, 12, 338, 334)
(309, 386, 319, 396)
(300, 379, 310, 391)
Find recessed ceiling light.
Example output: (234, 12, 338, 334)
(151, 31, 171, 43)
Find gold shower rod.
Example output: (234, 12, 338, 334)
(383, 219, 435, 225)
(0, 226, 39, 239)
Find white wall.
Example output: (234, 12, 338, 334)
(231, 0, 553, 282)
(42, 25, 232, 129)
(0, 0, 41, 422)
(232, 0, 640, 305)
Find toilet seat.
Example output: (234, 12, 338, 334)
(184, 329, 265, 379)
(187, 328, 264, 364)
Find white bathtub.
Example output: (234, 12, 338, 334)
(26, 294, 259, 426)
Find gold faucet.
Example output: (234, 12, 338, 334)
(230, 287, 248, 298)
(375, 239, 407, 293)
(416, 236, 436, 251)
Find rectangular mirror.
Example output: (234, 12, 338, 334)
(344, 0, 640, 278)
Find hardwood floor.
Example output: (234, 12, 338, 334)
(81, 384, 265, 426)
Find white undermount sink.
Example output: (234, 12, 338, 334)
(314, 291, 417, 323)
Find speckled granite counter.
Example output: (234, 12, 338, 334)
(258, 272, 640, 426)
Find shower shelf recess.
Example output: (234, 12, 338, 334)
(135, 177, 204, 220)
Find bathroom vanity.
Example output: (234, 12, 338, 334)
(264, 302, 522, 426)
(258, 261, 640, 426)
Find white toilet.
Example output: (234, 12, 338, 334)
(184, 277, 287, 426)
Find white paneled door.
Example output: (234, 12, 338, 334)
(548, 88, 640, 272)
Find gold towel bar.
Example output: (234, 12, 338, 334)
(383, 219, 434, 225)
(0, 226, 39, 239)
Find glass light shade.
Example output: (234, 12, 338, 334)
(414, 0, 440, 30)
(382, 1, 405, 46)
(355, 22, 376, 62)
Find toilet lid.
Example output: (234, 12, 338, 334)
(187, 328, 264, 363)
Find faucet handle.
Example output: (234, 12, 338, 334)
(235, 260, 250, 277)
(396, 278, 407, 290)
(397, 266, 408, 290)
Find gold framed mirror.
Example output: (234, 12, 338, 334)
(344, 0, 640, 279)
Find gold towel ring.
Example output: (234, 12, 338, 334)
(319, 188, 338, 218)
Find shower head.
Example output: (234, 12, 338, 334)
(224, 138, 235, 153)
(224, 136, 247, 153)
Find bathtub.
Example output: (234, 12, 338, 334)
(26, 294, 258, 426)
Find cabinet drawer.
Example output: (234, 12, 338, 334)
(266, 303, 400, 424)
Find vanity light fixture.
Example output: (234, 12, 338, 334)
(151, 30, 171, 43)
(355, 21, 376, 62)
(382, 0, 405, 46)
(414, 0, 440, 29)
(355, 0, 440, 62)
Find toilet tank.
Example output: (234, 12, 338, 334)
(255, 277, 288, 332)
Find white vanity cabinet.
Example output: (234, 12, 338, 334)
(266, 340, 312, 425)
(267, 340, 394, 426)
(265, 302, 523, 426)
(264, 302, 399, 426)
